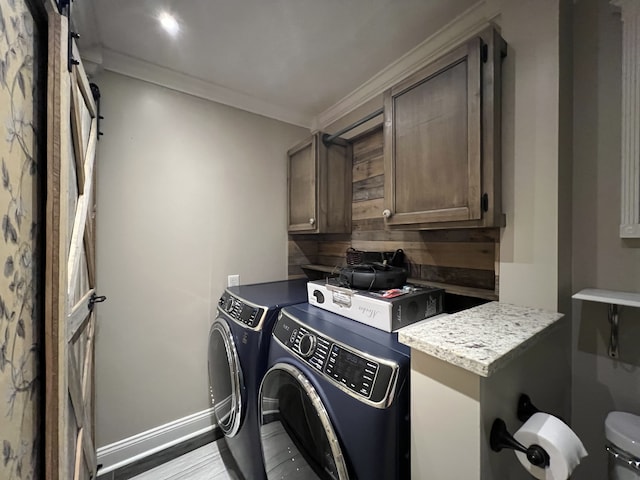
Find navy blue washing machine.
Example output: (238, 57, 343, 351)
(258, 303, 410, 480)
(208, 279, 309, 480)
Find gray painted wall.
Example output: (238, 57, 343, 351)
(572, 0, 640, 478)
(498, 0, 565, 313)
(92, 5, 640, 479)
(93, 71, 307, 447)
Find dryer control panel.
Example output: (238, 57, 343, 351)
(273, 312, 399, 408)
(218, 292, 265, 329)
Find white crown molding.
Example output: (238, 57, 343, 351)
(311, 0, 500, 132)
(100, 48, 312, 128)
(96, 407, 215, 475)
(86, 1, 500, 132)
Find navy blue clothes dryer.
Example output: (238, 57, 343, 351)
(258, 303, 411, 480)
(208, 279, 308, 480)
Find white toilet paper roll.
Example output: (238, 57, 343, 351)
(513, 412, 588, 480)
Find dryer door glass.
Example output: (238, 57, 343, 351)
(208, 319, 243, 437)
(259, 363, 349, 480)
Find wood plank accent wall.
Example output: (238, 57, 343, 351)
(288, 125, 500, 300)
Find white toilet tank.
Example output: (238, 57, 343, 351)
(605, 411, 640, 480)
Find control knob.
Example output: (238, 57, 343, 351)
(224, 297, 234, 312)
(298, 333, 317, 359)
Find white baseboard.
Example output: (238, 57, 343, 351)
(96, 408, 215, 476)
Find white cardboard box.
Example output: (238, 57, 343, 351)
(307, 280, 444, 332)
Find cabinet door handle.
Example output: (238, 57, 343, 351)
(382, 209, 392, 219)
(309, 218, 316, 225)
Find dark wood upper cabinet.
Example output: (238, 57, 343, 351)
(287, 133, 352, 234)
(383, 27, 506, 229)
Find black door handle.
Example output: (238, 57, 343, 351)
(88, 293, 107, 311)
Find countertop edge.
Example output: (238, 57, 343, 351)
(398, 302, 565, 377)
(481, 316, 565, 376)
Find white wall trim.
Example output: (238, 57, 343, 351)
(96, 408, 215, 476)
(311, 0, 501, 132)
(611, 0, 640, 238)
(99, 48, 313, 128)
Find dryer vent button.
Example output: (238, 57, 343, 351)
(313, 290, 325, 304)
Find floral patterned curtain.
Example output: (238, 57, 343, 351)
(0, 0, 42, 478)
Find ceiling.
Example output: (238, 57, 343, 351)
(71, 0, 479, 127)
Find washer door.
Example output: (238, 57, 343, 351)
(259, 363, 349, 480)
(208, 318, 243, 437)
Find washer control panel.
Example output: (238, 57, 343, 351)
(218, 292, 265, 329)
(325, 344, 379, 399)
(273, 311, 398, 406)
(290, 326, 331, 372)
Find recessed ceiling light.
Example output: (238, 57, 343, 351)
(158, 11, 180, 36)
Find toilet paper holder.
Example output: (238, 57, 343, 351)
(490, 394, 551, 468)
(490, 419, 551, 468)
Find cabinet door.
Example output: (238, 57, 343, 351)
(288, 136, 318, 233)
(383, 37, 482, 226)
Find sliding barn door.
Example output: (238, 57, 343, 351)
(45, 6, 100, 480)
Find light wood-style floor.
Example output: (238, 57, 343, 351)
(130, 442, 240, 480)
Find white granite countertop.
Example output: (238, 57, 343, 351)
(397, 302, 564, 377)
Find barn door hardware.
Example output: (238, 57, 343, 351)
(59, 0, 80, 71)
(90, 83, 104, 139)
(68, 31, 80, 71)
(56, 0, 71, 16)
(88, 293, 107, 312)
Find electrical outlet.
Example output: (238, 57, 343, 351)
(227, 274, 240, 287)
